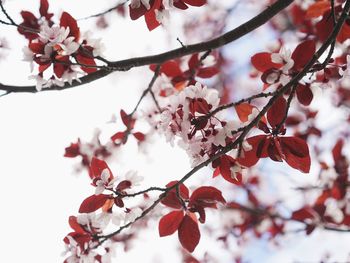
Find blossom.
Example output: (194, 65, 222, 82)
(271, 47, 294, 73)
(39, 24, 70, 44)
(93, 168, 117, 195)
(58, 36, 80, 56)
(123, 170, 144, 189)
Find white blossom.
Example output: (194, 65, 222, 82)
(271, 47, 294, 73)
(39, 25, 70, 44)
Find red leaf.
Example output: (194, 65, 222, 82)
(281, 136, 309, 158)
(188, 54, 199, 69)
(133, 132, 145, 142)
(196, 66, 219, 78)
(337, 23, 350, 43)
(64, 142, 80, 157)
(158, 210, 184, 237)
(292, 40, 316, 70)
(18, 11, 39, 40)
(120, 109, 135, 129)
(79, 194, 110, 213)
(68, 216, 86, 234)
(280, 136, 311, 173)
(305, 1, 330, 18)
(292, 207, 315, 221)
(315, 14, 333, 42)
(237, 135, 267, 167)
(75, 54, 97, 73)
(235, 103, 254, 122)
(251, 52, 282, 72)
(267, 96, 287, 128)
(332, 139, 343, 163)
(60, 12, 80, 41)
(89, 158, 112, 179)
(54, 63, 66, 78)
(145, 10, 160, 31)
(129, 4, 147, 20)
(296, 84, 313, 106)
(188, 186, 226, 208)
(29, 42, 45, 54)
(183, 0, 207, 6)
(161, 181, 189, 209)
(111, 131, 126, 142)
(39, 0, 49, 17)
(161, 61, 182, 77)
(178, 215, 200, 252)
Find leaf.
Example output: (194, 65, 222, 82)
(68, 216, 86, 234)
(161, 61, 182, 77)
(111, 131, 126, 143)
(120, 109, 135, 128)
(133, 132, 145, 142)
(196, 66, 219, 78)
(296, 84, 313, 106)
(183, 0, 207, 7)
(281, 136, 309, 158)
(292, 40, 316, 70)
(39, 0, 49, 17)
(188, 186, 226, 208)
(75, 54, 97, 74)
(29, 42, 45, 54)
(237, 135, 267, 167)
(161, 181, 189, 209)
(337, 22, 350, 43)
(280, 136, 311, 173)
(64, 142, 80, 157)
(292, 207, 315, 221)
(178, 215, 200, 252)
(235, 103, 254, 122)
(79, 194, 110, 213)
(145, 10, 160, 31)
(267, 96, 287, 128)
(251, 52, 282, 72)
(158, 210, 184, 237)
(305, 1, 330, 18)
(89, 157, 112, 179)
(60, 12, 80, 41)
(129, 4, 147, 20)
(188, 53, 199, 69)
(332, 139, 343, 163)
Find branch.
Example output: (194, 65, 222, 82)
(0, 0, 294, 93)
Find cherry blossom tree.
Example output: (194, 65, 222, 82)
(1, 0, 350, 262)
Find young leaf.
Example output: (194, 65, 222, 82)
(178, 215, 200, 252)
(79, 194, 110, 213)
(159, 210, 184, 237)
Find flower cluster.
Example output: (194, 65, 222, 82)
(156, 82, 252, 184)
(63, 158, 144, 262)
(19, 1, 104, 91)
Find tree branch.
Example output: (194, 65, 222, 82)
(0, 0, 294, 93)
